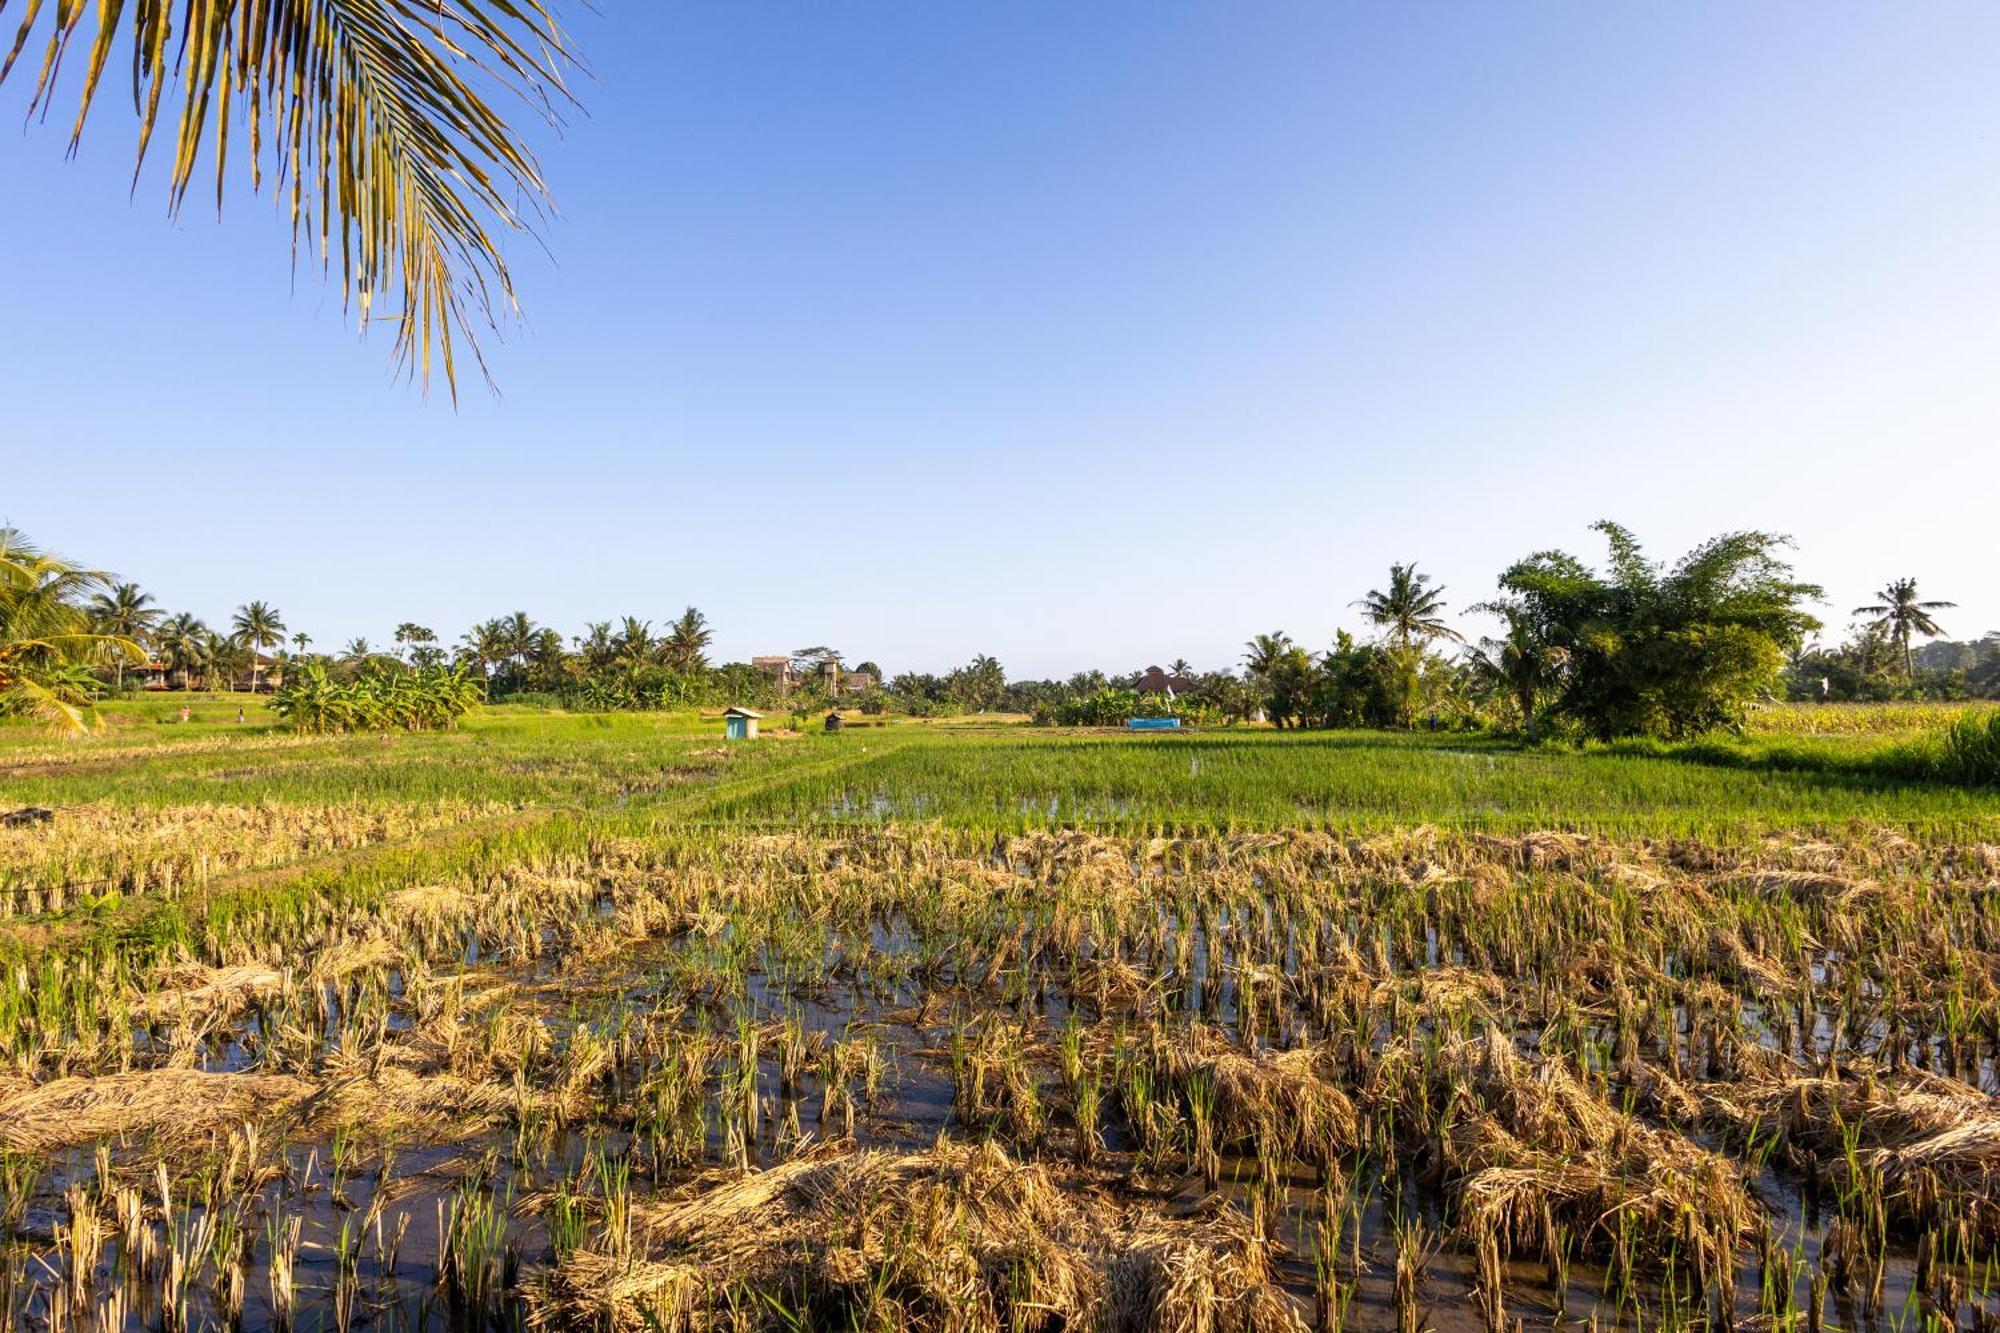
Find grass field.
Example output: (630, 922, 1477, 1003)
(1, 698, 1997, 1331)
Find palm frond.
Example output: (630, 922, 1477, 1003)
(2, 0, 575, 398)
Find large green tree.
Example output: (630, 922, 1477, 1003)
(1854, 579, 1955, 681)
(231, 602, 287, 693)
(1, 530, 142, 731)
(1465, 605, 1569, 740)
(156, 613, 214, 691)
(947, 655, 1007, 712)
(664, 607, 714, 675)
(1354, 563, 1463, 649)
(1242, 632, 1294, 685)
(88, 582, 162, 694)
(1496, 523, 1821, 740)
(0, 0, 573, 395)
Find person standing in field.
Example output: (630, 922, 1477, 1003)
(179, 705, 190, 724)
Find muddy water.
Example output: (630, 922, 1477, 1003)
(8, 854, 2000, 1333)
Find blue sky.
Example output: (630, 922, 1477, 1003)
(5, 3, 1997, 677)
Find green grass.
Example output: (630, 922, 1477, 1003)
(687, 726, 2000, 836)
(3, 698, 1995, 971)
(5, 701, 1996, 837)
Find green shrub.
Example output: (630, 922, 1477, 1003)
(1936, 709, 2000, 786)
(269, 662, 483, 734)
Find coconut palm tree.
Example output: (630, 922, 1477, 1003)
(156, 613, 215, 692)
(615, 617, 657, 663)
(292, 631, 314, 657)
(394, 624, 438, 664)
(1355, 563, 1463, 648)
(88, 582, 162, 694)
(205, 630, 246, 691)
(1242, 633, 1295, 686)
(0, 529, 142, 731)
(1855, 579, 1956, 680)
(231, 602, 287, 693)
(0, 1, 575, 396)
(502, 612, 539, 684)
(574, 622, 617, 673)
(1466, 610, 1569, 741)
(459, 621, 511, 682)
(664, 607, 714, 675)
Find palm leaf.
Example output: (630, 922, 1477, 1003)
(1, 0, 574, 398)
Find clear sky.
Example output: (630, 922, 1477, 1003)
(5, 3, 1997, 678)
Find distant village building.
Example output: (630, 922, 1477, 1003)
(1135, 666, 1196, 697)
(750, 656, 798, 693)
(752, 653, 875, 696)
(135, 655, 285, 692)
(723, 707, 762, 741)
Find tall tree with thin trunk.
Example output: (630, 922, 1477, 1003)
(1242, 633, 1295, 686)
(232, 602, 287, 694)
(1467, 602, 1568, 740)
(395, 624, 438, 664)
(1355, 564, 1463, 648)
(156, 614, 213, 693)
(1854, 579, 1955, 680)
(665, 607, 714, 675)
(89, 583, 161, 694)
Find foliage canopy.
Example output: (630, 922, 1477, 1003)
(1497, 522, 1822, 740)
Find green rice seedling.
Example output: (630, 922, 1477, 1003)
(332, 1216, 359, 1333)
(158, 1196, 213, 1333)
(593, 1148, 633, 1258)
(1185, 1069, 1221, 1189)
(1393, 1216, 1437, 1333)
(545, 1180, 589, 1264)
(439, 1181, 510, 1326)
(56, 1185, 98, 1310)
(1311, 1187, 1354, 1333)
(1073, 1062, 1102, 1166)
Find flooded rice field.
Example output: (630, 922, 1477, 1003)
(3, 827, 1999, 1332)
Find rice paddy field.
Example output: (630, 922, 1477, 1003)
(2, 700, 1999, 1333)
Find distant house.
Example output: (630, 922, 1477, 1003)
(1135, 665, 1196, 696)
(133, 654, 285, 692)
(750, 656, 797, 693)
(723, 707, 763, 741)
(751, 653, 873, 696)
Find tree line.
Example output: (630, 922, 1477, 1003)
(2, 522, 1985, 742)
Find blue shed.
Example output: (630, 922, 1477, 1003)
(723, 707, 763, 741)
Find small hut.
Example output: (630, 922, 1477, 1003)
(824, 710, 845, 733)
(723, 707, 763, 741)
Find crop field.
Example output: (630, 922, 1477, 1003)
(1, 702, 1998, 1332)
